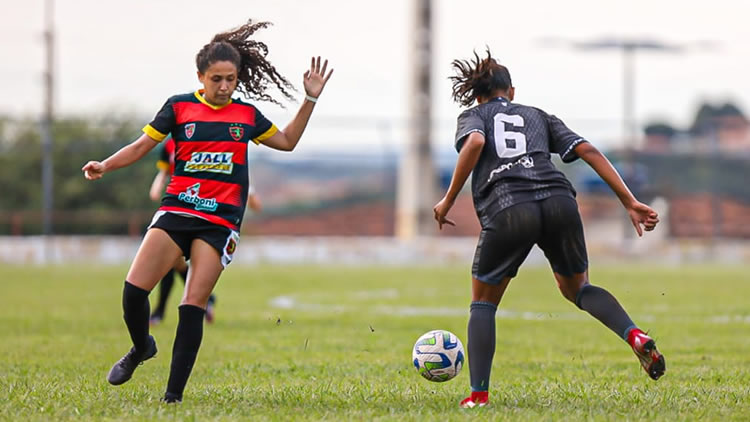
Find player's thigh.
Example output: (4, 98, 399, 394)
(181, 239, 224, 308)
(126, 228, 184, 292)
(537, 196, 589, 278)
(472, 201, 542, 286)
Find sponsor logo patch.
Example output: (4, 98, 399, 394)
(185, 123, 196, 139)
(184, 152, 234, 174)
(487, 155, 535, 182)
(177, 183, 218, 212)
(229, 124, 244, 141)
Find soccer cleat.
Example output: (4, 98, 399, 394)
(628, 329, 666, 380)
(460, 391, 489, 408)
(162, 392, 182, 404)
(106, 335, 158, 385)
(149, 312, 164, 326)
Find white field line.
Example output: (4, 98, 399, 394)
(268, 295, 750, 324)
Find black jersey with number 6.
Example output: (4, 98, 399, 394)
(454, 97, 588, 227)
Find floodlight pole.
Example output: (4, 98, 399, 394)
(41, 0, 55, 239)
(396, 0, 436, 239)
(623, 45, 636, 143)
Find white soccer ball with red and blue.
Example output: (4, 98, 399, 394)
(412, 330, 464, 382)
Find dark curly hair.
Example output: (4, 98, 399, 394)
(449, 49, 512, 107)
(196, 20, 295, 106)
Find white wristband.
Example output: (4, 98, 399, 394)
(305, 95, 318, 103)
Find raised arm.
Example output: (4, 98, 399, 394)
(433, 132, 485, 229)
(149, 169, 169, 201)
(574, 142, 659, 236)
(260, 57, 333, 152)
(82, 133, 159, 180)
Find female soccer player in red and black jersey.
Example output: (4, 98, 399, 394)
(82, 20, 333, 403)
(147, 137, 262, 325)
(434, 50, 665, 408)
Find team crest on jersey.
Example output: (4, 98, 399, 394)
(184, 152, 234, 174)
(229, 124, 244, 141)
(185, 123, 196, 139)
(177, 183, 218, 212)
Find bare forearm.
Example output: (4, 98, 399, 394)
(578, 145, 636, 207)
(445, 137, 484, 202)
(280, 99, 316, 151)
(149, 171, 168, 201)
(103, 135, 157, 173)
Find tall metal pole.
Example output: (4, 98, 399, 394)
(622, 46, 636, 143)
(396, 0, 436, 238)
(41, 0, 54, 237)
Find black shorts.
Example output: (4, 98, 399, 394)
(148, 211, 240, 268)
(472, 195, 588, 284)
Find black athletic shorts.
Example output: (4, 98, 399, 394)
(148, 211, 240, 268)
(472, 195, 588, 284)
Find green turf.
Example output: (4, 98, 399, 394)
(1, 263, 749, 421)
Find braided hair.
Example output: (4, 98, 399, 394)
(449, 49, 512, 107)
(196, 20, 295, 106)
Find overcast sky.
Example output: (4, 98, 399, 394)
(1, 0, 748, 153)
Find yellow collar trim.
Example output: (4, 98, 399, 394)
(194, 90, 233, 110)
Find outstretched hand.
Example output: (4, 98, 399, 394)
(433, 197, 456, 230)
(627, 201, 659, 237)
(303, 56, 334, 99)
(82, 161, 106, 180)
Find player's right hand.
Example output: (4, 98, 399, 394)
(82, 161, 105, 180)
(433, 197, 456, 230)
(627, 201, 659, 237)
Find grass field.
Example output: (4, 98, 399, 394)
(1, 263, 749, 421)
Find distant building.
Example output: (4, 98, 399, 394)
(643, 102, 750, 154)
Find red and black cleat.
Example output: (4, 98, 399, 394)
(460, 391, 489, 409)
(628, 328, 666, 380)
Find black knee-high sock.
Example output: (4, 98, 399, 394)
(153, 270, 175, 316)
(122, 281, 151, 355)
(468, 301, 497, 392)
(575, 284, 636, 340)
(165, 305, 205, 400)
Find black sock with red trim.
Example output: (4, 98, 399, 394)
(575, 284, 635, 341)
(468, 301, 497, 392)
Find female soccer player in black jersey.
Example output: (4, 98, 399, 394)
(433, 50, 665, 408)
(82, 20, 333, 403)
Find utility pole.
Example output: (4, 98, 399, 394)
(396, 0, 436, 239)
(41, 0, 55, 239)
(539, 37, 706, 144)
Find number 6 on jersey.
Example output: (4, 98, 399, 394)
(493, 113, 527, 158)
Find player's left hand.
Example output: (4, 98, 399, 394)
(303, 56, 334, 99)
(627, 201, 659, 237)
(433, 197, 456, 230)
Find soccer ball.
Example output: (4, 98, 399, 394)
(412, 330, 464, 382)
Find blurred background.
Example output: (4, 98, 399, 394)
(1, 0, 749, 265)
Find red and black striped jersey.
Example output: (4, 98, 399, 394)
(143, 89, 277, 230)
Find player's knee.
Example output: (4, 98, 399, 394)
(555, 273, 588, 303)
(471, 276, 510, 305)
(180, 292, 210, 309)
